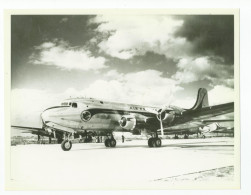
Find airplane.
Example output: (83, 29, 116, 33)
(12, 88, 234, 151)
(201, 122, 234, 134)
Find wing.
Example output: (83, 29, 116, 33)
(158, 102, 234, 135)
(11, 125, 52, 137)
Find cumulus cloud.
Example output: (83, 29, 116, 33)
(11, 70, 183, 126)
(174, 15, 234, 65)
(90, 15, 191, 59)
(171, 97, 195, 109)
(172, 56, 234, 87)
(30, 40, 107, 71)
(11, 88, 87, 127)
(11, 77, 234, 127)
(208, 85, 234, 105)
(83, 70, 182, 106)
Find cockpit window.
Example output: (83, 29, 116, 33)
(72, 102, 77, 108)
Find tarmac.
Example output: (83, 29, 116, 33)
(8, 137, 237, 190)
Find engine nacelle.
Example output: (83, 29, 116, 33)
(119, 115, 146, 131)
(157, 111, 176, 124)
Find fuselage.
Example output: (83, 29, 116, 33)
(41, 97, 161, 134)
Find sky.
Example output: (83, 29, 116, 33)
(11, 15, 235, 127)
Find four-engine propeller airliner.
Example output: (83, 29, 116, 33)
(12, 88, 234, 151)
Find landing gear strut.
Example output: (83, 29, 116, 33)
(57, 138, 63, 144)
(105, 133, 116, 148)
(148, 132, 162, 148)
(184, 134, 189, 139)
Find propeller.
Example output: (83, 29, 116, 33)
(146, 105, 174, 137)
(158, 106, 174, 137)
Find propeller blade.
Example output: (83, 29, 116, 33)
(160, 120, 164, 137)
(53, 131, 56, 139)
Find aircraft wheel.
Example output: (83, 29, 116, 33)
(148, 138, 154, 147)
(110, 139, 116, 147)
(105, 139, 110, 147)
(155, 138, 162, 147)
(61, 140, 72, 151)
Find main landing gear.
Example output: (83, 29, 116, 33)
(148, 132, 162, 148)
(104, 133, 117, 148)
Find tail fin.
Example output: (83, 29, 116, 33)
(190, 88, 209, 110)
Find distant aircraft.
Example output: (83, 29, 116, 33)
(200, 122, 234, 135)
(12, 88, 234, 151)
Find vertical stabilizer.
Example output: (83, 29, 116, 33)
(190, 88, 209, 110)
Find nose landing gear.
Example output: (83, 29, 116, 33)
(61, 140, 72, 151)
(61, 133, 73, 151)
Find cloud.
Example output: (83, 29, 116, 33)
(91, 15, 191, 59)
(11, 88, 87, 127)
(104, 69, 124, 80)
(11, 78, 234, 128)
(174, 15, 234, 65)
(30, 40, 107, 71)
(172, 56, 234, 87)
(208, 85, 234, 105)
(11, 70, 183, 126)
(83, 70, 183, 106)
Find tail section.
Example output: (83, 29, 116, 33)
(190, 88, 209, 110)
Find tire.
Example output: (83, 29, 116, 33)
(61, 140, 72, 151)
(105, 139, 110, 147)
(110, 139, 116, 147)
(151, 138, 157, 147)
(155, 138, 162, 147)
(148, 138, 154, 147)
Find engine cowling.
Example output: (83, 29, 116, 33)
(119, 115, 146, 131)
(157, 110, 176, 124)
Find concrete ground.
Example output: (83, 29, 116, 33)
(8, 137, 237, 190)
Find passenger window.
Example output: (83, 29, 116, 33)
(72, 102, 77, 108)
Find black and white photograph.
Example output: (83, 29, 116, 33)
(5, 10, 239, 190)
